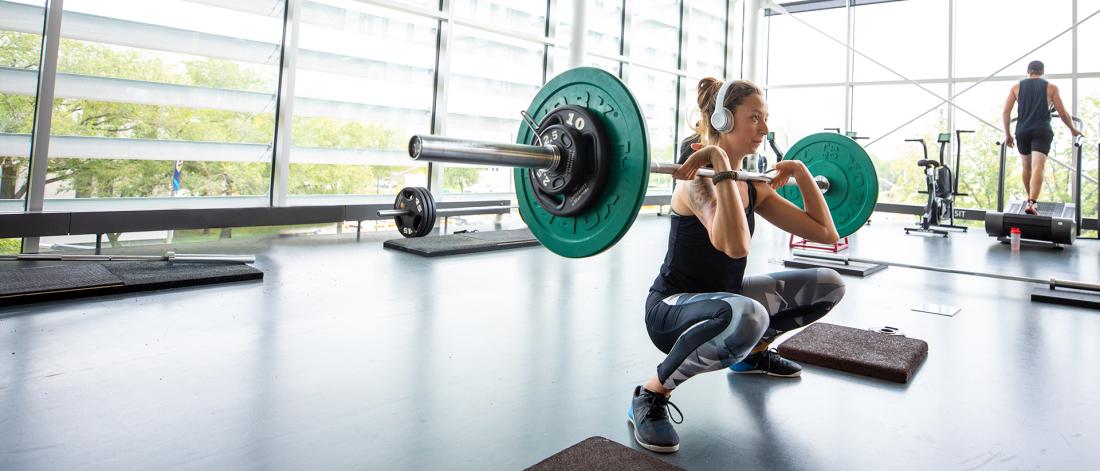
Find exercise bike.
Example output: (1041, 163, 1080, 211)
(904, 131, 972, 236)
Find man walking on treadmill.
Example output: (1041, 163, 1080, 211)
(1002, 60, 1082, 215)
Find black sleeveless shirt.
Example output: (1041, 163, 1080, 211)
(649, 182, 757, 296)
(1016, 78, 1051, 134)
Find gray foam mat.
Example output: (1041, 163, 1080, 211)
(777, 323, 928, 383)
(0, 264, 123, 298)
(0, 261, 263, 307)
(383, 228, 540, 257)
(525, 437, 685, 471)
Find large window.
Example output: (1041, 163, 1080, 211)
(629, 1, 680, 70)
(628, 66, 679, 193)
(45, 0, 285, 209)
(0, 0, 45, 212)
(3, 0, 745, 245)
(852, 84, 948, 205)
(851, 0, 947, 82)
(550, 0, 623, 79)
(955, 0, 1072, 79)
(444, 26, 544, 194)
(1081, 0, 1100, 74)
(454, 0, 547, 35)
(765, 7, 847, 86)
(290, 2, 434, 199)
(685, 0, 727, 79)
(765, 86, 846, 149)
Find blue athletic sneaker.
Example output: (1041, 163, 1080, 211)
(627, 386, 682, 453)
(729, 349, 802, 377)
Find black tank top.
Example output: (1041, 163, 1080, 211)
(1016, 78, 1051, 134)
(649, 182, 756, 296)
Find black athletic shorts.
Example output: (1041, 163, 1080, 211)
(1015, 128, 1053, 155)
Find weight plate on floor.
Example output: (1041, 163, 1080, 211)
(393, 186, 433, 238)
(515, 67, 650, 258)
(414, 186, 436, 237)
(777, 133, 878, 239)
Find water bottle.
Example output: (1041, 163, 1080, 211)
(1010, 227, 1021, 251)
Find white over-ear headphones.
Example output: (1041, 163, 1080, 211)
(710, 80, 735, 134)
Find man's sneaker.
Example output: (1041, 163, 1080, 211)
(627, 386, 682, 453)
(728, 349, 802, 377)
(1024, 201, 1039, 215)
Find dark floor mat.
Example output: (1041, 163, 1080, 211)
(383, 228, 540, 257)
(777, 323, 928, 383)
(525, 437, 685, 471)
(0, 261, 262, 307)
(1031, 287, 1100, 309)
(0, 264, 123, 298)
(102, 261, 263, 292)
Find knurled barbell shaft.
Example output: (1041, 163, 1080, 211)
(409, 135, 828, 192)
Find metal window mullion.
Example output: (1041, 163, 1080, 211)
(1071, 0, 1079, 214)
(844, 0, 853, 133)
(23, 0, 64, 254)
(271, 0, 301, 208)
(619, 0, 631, 80)
(544, 0, 556, 82)
(566, 0, 585, 69)
(428, 0, 454, 195)
(674, 0, 689, 161)
(947, 0, 955, 158)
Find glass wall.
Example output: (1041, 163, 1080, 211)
(444, 26, 544, 194)
(0, 0, 45, 212)
(45, 0, 285, 209)
(851, 0, 947, 82)
(549, 0, 623, 78)
(4, 0, 738, 248)
(766, 0, 1099, 224)
(765, 7, 847, 86)
(291, 1, 435, 199)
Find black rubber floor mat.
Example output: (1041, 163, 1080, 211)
(1031, 287, 1100, 309)
(103, 261, 263, 292)
(383, 228, 540, 257)
(0, 261, 262, 307)
(525, 436, 685, 471)
(0, 264, 123, 298)
(777, 323, 928, 383)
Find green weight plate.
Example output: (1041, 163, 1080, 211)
(515, 67, 650, 258)
(776, 132, 878, 238)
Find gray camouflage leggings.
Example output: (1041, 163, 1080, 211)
(644, 268, 845, 390)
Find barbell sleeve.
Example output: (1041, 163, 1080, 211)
(409, 135, 828, 192)
(409, 135, 560, 169)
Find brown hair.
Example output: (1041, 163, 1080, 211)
(693, 77, 763, 146)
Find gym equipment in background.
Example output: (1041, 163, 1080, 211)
(904, 132, 969, 237)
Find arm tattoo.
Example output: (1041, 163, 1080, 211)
(689, 177, 716, 214)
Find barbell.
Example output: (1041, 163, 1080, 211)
(790, 249, 1100, 294)
(384, 142, 831, 238)
(398, 67, 879, 258)
(0, 251, 255, 264)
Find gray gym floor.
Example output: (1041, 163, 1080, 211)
(2, 214, 1098, 470)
